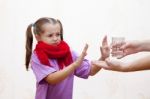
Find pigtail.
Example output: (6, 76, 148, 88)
(25, 24, 33, 70)
(57, 19, 63, 40)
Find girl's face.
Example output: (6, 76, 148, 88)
(37, 23, 61, 46)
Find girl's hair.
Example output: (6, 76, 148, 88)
(25, 17, 63, 70)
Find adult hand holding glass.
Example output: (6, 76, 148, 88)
(95, 39, 150, 72)
(111, 40, 150, 58)
(111, 37, 125, 58)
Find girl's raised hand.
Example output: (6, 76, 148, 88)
(100, 35, 110, 60)
(74, 44, 88, 68)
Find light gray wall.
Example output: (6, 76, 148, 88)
(0, 0, 150, 99)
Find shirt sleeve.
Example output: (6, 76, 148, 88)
(71, 50, 91, 79)
(31, 52, 57, 84)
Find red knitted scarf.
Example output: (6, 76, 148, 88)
(35, 41, 73, 69)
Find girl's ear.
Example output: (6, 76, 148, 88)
(35, 34, 41, 41)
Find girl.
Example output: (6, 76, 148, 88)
(25, 17, 108, 99)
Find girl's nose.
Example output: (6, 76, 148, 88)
(53, 36, 58, 41)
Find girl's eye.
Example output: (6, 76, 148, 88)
(48, 34, 53, 37)
(56, 33, 61, 36)
(48, 33, 61, 37)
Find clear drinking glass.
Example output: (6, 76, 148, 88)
(111, 37, 125, 58)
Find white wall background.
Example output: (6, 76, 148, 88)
(0, 0, 150, 99)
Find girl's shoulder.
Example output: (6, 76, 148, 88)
(31, 51, 39, 62)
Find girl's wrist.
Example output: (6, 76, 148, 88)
(72, 61, 80, 69)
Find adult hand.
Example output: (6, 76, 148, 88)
(111, 40, 141, 58)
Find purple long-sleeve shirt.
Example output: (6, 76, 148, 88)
(31, 50, 91, 99)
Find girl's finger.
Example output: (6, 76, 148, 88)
(82, 44, 88, 55)
(102, 35, 108, 46)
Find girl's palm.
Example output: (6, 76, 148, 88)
(100, 36, 110, 59)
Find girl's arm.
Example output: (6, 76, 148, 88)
(89, 58, 103, 76)
(44, 44, 88, 85)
